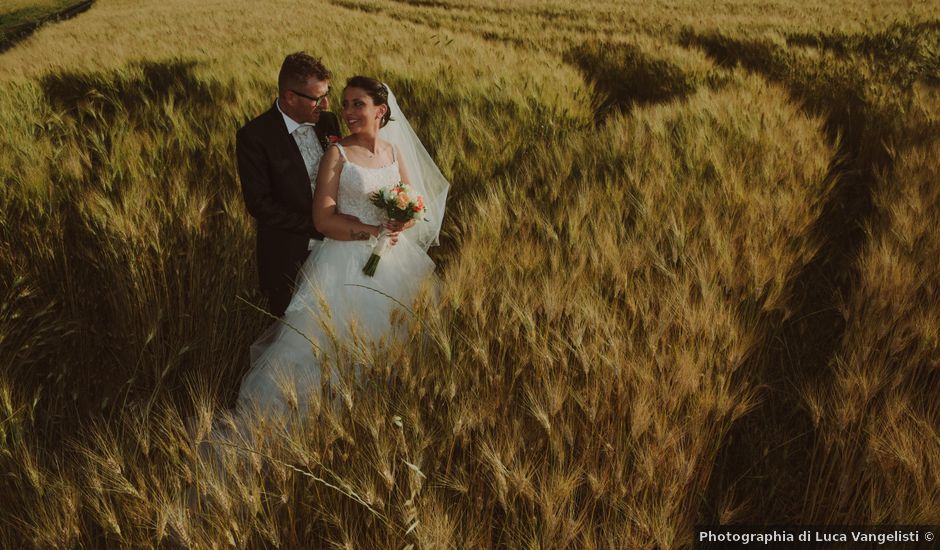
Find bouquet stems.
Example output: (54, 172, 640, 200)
(363, 229, 391, 277)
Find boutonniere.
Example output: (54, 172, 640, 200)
(319, 134, 342, 150)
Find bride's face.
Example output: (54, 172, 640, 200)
(341, 87, 387, 134)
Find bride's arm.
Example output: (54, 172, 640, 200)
(313, 146, 381, 241)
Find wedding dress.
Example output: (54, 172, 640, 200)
(236, 86, 449, 418)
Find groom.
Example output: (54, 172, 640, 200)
(236, 52, 344, 317)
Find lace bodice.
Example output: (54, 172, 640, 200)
(334, 144, 399, 227)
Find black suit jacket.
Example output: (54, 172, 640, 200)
(236, 102, 342, 306)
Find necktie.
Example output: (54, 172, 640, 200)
(293, 125, 321, 251)
(293, 125, 320, 184)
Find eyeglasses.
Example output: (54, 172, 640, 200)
(290, 88, 330, 107)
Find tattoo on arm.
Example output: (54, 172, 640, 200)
(350, 230, 371, 240)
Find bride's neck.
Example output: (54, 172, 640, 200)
(353, 131, 379, 153)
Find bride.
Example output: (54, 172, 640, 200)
(237, 76, 449, 417)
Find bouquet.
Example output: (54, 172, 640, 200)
(363, 182, 428, 276)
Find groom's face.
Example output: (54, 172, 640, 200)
(287, 77, 330, 124)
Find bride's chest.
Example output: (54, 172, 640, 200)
(338, 163, 398, 201)
(336, 163, 400, 223)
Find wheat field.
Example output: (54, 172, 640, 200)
(0, 0, 938, 548)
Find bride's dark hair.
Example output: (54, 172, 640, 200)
(345, 76, 393, 128)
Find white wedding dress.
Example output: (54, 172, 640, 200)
(237, 143, 436, 417)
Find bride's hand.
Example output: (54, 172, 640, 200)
(384, 220, 407, 232)
(382, 221, 403, 246)
(384, 219, 416, 231)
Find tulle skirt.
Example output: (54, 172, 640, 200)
(237, 233, 435, 417)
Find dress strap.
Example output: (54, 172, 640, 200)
(334, 143, 348, 161)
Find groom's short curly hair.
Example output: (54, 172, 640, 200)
(278, 52, 331, 93)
